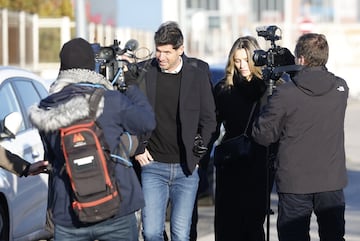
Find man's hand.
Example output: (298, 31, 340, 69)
(193, 134, 208, 157)
(134, 148, 153, 166)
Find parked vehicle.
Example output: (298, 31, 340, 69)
(0, 66, 51, 241)
(209, 64, 225, 86)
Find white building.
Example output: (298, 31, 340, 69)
(2, 0, 360, 97)
(88, 0, 360, 98)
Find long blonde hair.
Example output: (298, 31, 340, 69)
(224, 36, 262, 86)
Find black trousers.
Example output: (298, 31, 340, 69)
(214, 157, 268, 241)
(277, 190, 345, 241)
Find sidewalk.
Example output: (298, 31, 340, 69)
(196, 98, 360, 241)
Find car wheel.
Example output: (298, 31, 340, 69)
(0, 201, 9, 241)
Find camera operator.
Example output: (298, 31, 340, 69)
(252, 33, 348, 241)
(29, 38, 156, 241)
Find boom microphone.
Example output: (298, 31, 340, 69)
(124, 39, 139, 52)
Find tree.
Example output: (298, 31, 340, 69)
(0, 0, 75, 63)
(0, 0, 73, 18)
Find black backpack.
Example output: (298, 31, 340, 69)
(60, 88, 120, 223)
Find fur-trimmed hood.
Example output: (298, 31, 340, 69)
(29, 69, 113, 133)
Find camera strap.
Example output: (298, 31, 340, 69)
(244, 102, 257, 135)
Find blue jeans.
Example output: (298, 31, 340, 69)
(277, 190, 345, 241)
(54, 213, 138, 241)
(141, 161, 199, 241)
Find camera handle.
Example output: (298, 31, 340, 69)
(267, 79, 275, 96)
(112, 61, 127, 92)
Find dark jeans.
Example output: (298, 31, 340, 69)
(277, 190, 345, 241)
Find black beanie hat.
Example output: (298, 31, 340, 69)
(59, 38, 95, 71)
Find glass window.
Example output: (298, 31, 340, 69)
(0, 82, 25, 131)
(252, 0, 285, 22)
(301, 0, 334, 22)
(12, 79, 43, 125)
(187, 0, 219, 10)
(33, 80, 48, 98)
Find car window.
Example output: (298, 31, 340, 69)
(0, 82, 26, 131)
(33, 80, 49, 98)
(12, 78, 44, 127)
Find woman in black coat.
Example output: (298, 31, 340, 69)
(213, 36, 268, 241)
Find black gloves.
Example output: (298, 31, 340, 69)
(274, 47, 295, 66)
(123, 64, 139, 86)
(193, 134, 208, 157)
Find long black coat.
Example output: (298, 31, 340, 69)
(214, 75, 266, 140)
(213, 74, 268, 241)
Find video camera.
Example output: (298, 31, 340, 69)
(253, 25, 300, 95)
(91, 39, 150, 92)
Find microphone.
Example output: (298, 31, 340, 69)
(124, 39, 139, 51)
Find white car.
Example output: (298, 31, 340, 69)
(0, 66, 52, 240)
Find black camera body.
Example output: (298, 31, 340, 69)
(256, 25, 281, 42)
(253, 25, 299, 95)
(253, 25, 286, 68)
(253, 46, 288, 68)
(91, 39, 139, 92)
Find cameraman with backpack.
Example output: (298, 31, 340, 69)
(29, 38, 156, 241)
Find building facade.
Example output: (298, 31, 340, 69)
(1, 0, 360, 96)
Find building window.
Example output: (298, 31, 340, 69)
(252, 0, 285, 22)
(186, 0, 219, 10)
(301, 0, 334, 22)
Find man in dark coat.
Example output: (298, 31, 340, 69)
(252, 33, 348, 241)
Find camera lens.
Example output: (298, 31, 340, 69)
(253, 50, 268, 66)
(99, 47, 115, 62)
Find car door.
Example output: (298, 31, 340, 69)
(0, 76, 50, 240)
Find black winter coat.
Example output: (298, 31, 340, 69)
(252, 66, 348, 194)
(214, 75, 266, 143)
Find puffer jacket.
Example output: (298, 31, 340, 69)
(29, 69, 156, 227)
